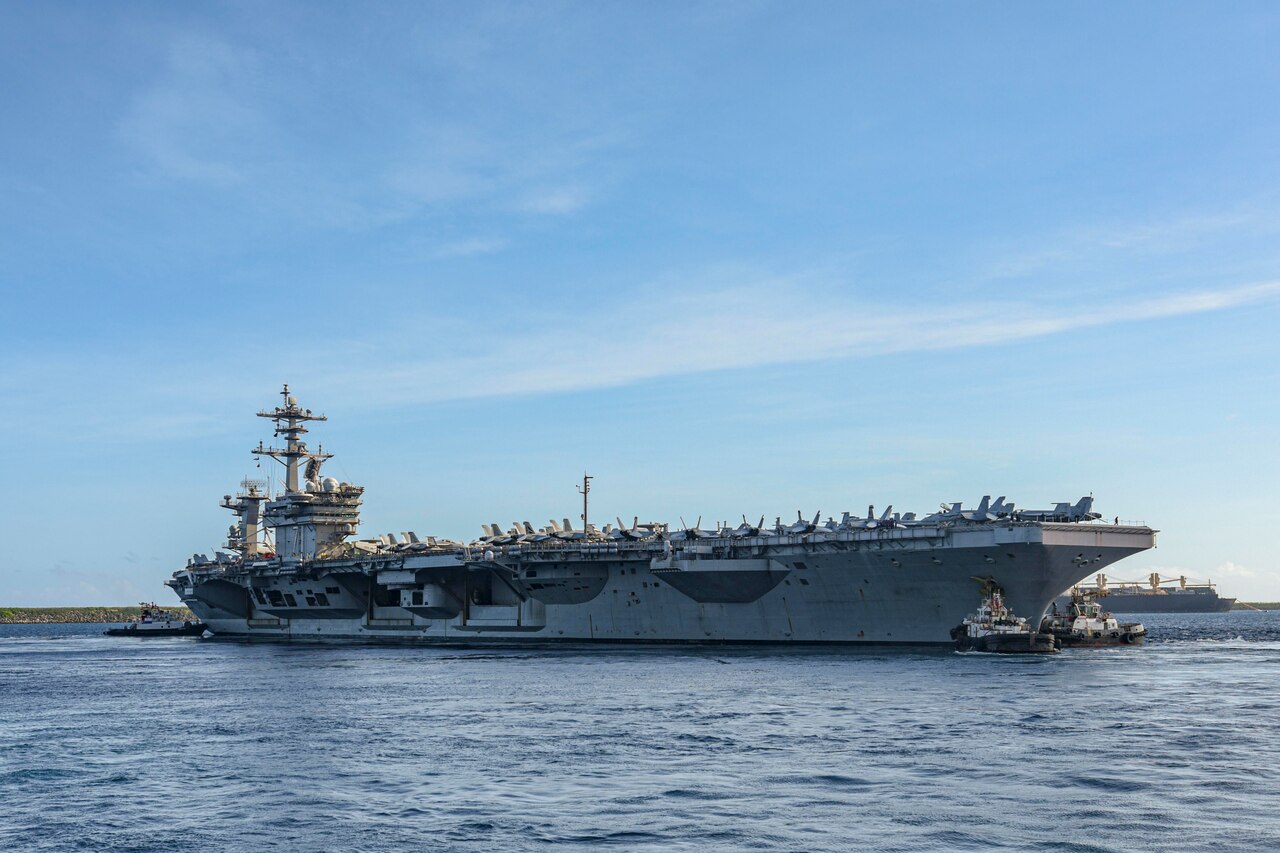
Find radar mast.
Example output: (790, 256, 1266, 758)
(248, 385, 363, 563)
(252, 383, 332, 493)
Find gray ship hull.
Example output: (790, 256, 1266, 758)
(173, 522, 1155, 645)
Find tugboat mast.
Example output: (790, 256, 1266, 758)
(252, 383, 331, 493)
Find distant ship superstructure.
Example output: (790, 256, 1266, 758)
(168, 387, 1158, 644)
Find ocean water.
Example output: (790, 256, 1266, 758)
(3, 613, 1280, 852)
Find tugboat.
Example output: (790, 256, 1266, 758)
(104, 603, 207, 637)
(1041, 591, 1146, 648)
(951, 582, 1058, 654)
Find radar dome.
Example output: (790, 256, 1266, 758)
(322, 477, 340, 492)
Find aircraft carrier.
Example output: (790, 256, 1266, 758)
(167, 386, 1158, 644)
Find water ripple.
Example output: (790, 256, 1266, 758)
(2, 613, 1280, 851)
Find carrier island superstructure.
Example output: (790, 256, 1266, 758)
(167, 387, 1158, 644)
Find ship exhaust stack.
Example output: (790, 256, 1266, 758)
(221, 479, 267, 556)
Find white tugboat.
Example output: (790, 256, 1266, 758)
(104, 603, 206, 637)
(951, 582, 1057, 654)
(1040, 591, 1146, 647)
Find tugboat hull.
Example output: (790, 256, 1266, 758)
(1049, 628, 1146, 648)
(1040, 596, 1147, 649)
(951, 625, 1058, 654)
(104, 623, 207, 637)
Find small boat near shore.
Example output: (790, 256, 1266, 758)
(951, 584, 1057, 654)
(104, 603, 206, 637)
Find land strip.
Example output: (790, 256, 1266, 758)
(0, 606, 195, 624)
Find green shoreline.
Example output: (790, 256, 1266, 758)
(0, 606, 195, 624)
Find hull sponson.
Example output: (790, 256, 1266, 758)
(173, 522, 1155, 645)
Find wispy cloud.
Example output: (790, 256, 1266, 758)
(22, 565, 149, 607)
(4, 274, 1277, 443)
(386, 124, 503, 205)
(116, 33, 263, 185)
(387, 124, 613, 216)
(515, 185, 590, 215)
(1147, 561, 1262, 583)
(1100, 213, 1254, 250)
(982, 209, 1275, 282)
(311, 277, 1280, 406)
(116, 24, 622, 227)
(431, 237, 510, 258)
(1212, 561, 1258, 580)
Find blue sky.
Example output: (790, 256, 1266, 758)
(2, 1, 1278, 604)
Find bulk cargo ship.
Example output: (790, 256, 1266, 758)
(167, 386, 1158, 644)
(1061, 573, 1235, 613)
